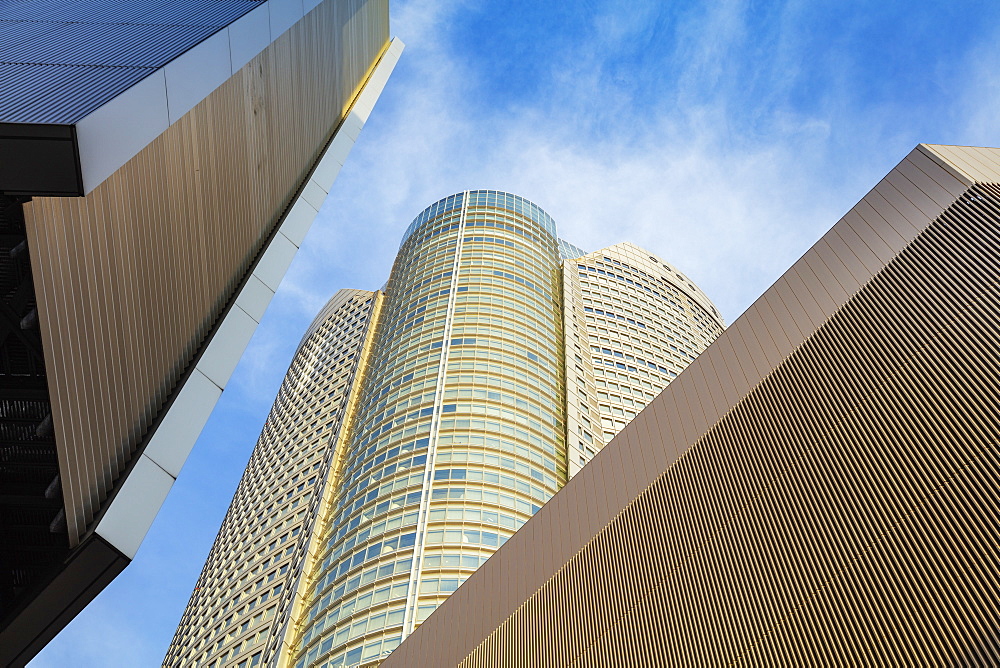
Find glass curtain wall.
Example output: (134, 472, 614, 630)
(293, 191, 565, 668)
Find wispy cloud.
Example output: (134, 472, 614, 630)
(280, 0, 912, 324)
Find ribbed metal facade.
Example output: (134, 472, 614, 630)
(0, 1, 393, 664)
(0, 0, 262, 124)
(378, 144, 1000, 667)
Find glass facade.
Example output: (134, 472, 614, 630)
(165, 290, 383, 668)
(168, 191, 725, 668)
(291, 191, 565, 667)
(581, 244, 722, 442)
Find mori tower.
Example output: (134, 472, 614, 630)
(166, 191, 724, 668)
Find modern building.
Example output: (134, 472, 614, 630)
(0, 2, 401, 665)
(166, 190, 724, 668)
(378, 145, 1000, 667)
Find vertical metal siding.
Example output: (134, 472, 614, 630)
(22, 0, 389, 546)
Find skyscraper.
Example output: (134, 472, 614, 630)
(0, 1, 399, 664)
(167, 190, 724, 667)
(379, 145, 1000, 667)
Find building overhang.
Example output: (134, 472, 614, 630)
(0, 0, 348, 197)
(0, 0, 403, 660)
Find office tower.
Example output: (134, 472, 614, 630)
(167, 190, 724, 668)
(0, 2, 400, 664)
(563, 242, 723, 476)
(381, 145, 1000, 667)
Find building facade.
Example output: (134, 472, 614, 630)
(0, 2, 401, 664)
(379, 145, 1000, 667)
(167, 191, 724, 668)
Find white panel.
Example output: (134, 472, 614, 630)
(164, 28, 234, 123)
(95, 455, 174, 559)
(228, 3, 271, 72)
(310, 154, 344, 197)
(350, 38, 405, 123)
(341, 110, 364, 142)
(351, 65, 391, 120)
(142, 369, 223, 477)
(303, 0, 324, 13)
(279, 198, 320, 247)
(252, 231, 298, 291)
(75, 70, 169, 194)
(350, 87, 378, 120)
(312, 135, 351, 188)
(302, 178, 328, 208)
(196, 305, 258, 389)
(269, 0, 304, 38)
(236, 274, 277, 321)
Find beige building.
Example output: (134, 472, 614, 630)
(167, 190, 723, 667)
(379, 145, 1000, 667)
(0, 2, 400, 665)
(563, 242, 723, 476)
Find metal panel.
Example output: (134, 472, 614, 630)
(23, 0, 390, 547)
(0, 63, 151, 125)
(0, 1, 262, 126)
(0, 0, 260, 25)
(163, 27, 234, 123)
(0, 23, 219, 68)
(74, 69, 169, 193)
(0, 3, 394, 664)
(378, 144, 1000, 667)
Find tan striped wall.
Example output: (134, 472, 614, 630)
(380, 144, 1000, 666)
(21, 0, 389, 545)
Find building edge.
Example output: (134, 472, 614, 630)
(0, 36, 404, 668)
(274, 291, 385, 668)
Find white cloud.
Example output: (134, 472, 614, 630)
(277, 0, 885, 325)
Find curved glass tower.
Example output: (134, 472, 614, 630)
(167, 191, 725, 668)
(294, 191, 565, 666)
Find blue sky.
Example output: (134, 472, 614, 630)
(31, 0, 1000, 665)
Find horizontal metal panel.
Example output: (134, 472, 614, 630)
(0, 63, 151, 124)
(0, 23, 220, 68)
(0, 0, 260, 26)
(0, 0, 262, 124)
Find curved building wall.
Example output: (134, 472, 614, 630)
(290, 191, 565, 668)
(165, 289, 382, 668)
(167, 191, 726, 668)
(563, 242, 725, 476)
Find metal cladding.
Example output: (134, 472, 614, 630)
(24, 0, 388, 547)
(168, 190, 725, 668)
(0, 0, 395, 665)
(379, 144, 1000, 667)
(0, 0, 267, 194)
(0, 0, 262, 124)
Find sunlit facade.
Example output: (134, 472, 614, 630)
(563, 242, 725, 476)
(168, 191, 723, 668)
(165, 290, 384, 668)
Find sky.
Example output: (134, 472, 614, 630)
(30, 0, 1000, 665)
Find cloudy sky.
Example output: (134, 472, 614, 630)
(31, 0, 1000, 665)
